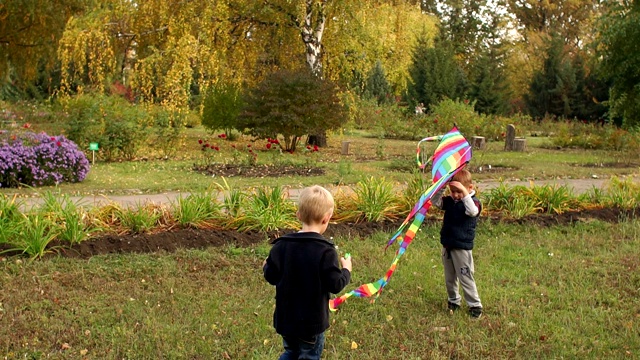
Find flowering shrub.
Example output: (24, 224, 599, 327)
(197, 138, 220, 166)
(0, 132, 90, 188)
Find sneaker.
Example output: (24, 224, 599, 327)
(469, 307, 483, 319)
(447, 302, 460, 313)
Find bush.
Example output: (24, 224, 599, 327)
(0, 132, 90, 188)
(62, 94, 150, 161)
(237, 69, 347, 152)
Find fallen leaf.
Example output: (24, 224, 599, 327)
(61, 343, 71, 350)
(80, 349, 88, 356)
(386, 315, 393, 321)
(351, 341, 358, 350)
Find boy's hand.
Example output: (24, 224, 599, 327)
(340, 254, 352, 272)
(448, 181, 469, 196)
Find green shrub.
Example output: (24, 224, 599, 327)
(62, 94, 150, 161)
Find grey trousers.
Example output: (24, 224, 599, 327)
(441, 248, 482, 308)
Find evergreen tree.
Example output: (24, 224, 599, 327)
(406, 35, 467, 112)
(364, 60, 392, 105)
(526, 36, 579, 119)
(596, 0, 640, 127)
(469, 52, 509, 115)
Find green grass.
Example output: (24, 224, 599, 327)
(1, 127, 637, 197)
(1, 219, 638, 359)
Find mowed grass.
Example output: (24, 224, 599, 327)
(1, 219, 639, 359)
(1, 127, 638, 197)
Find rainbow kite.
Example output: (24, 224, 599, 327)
(329, 126, 472, 311)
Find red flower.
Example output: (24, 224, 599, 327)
(501, 132, 505, 137)
(198, 139, 203, 144)
(247, 144, 251, 148)
(249, 149, 253, 153)
(204, 143, 210, 148)
(274, 139, 280, 145)
(56, 141, 61, 146)
(313, 145, 319, 152)
(50, 137, 56, 141)
(266, 143, 272, 149)
(23, 123, 31, 129)
(213, 146, 219, 151)
(220, 133, 227, 139)
(306, 145, 311, 150)
(231, 144, 236, 148)
(434, 119, 438, 124)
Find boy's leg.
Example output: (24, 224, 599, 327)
(297, 333, 325, 360)
(449, 249, 482, 308)
(279, 336, 299, 360)
(441, 248, 461, 306)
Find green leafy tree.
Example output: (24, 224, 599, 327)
(202, 82, 244, 135)
(364, 60, 392, 105)
(597, 0, 640, 127)
(406, 35, 467, 112)
(237, 68, 346, 152)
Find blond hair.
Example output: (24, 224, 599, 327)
(452, 169, 473, 187)
(297, 185, 334, 225)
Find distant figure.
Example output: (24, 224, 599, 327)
(263, 185, 352, 359)
(415, 102, 425, 115)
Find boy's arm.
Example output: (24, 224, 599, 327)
(322, 250, 351, 294)
(431, 187, 445, 209)
(263, 251, 281, 285)
(461, 195, 480, 217)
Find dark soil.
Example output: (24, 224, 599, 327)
(7, 206, 633, 260)
(572, 162, 640, 168)
(193, 163, 325, 177)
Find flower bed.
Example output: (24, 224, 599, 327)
(0, 132, 90, 188)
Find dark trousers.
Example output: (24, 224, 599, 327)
(278, 333, 325, 360)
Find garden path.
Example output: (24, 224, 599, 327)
(19, 175, 640, 210)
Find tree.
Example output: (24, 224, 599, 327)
(363, 60, 392, 105)
(202, 82, 245, 134)
(237, 68, 346, 152)
(525, 35, 599, 120)
(406, 35, 467, 112)
(597, 0, 640, 127)
(0, 0, 88, 96)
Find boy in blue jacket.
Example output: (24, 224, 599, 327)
(263, 185, 352, 359)
(432, 169, 483, 318)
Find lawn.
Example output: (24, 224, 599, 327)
(2, 124, 639, 359)
(1, 126, 638, 197)
(1, 219, 638, 359)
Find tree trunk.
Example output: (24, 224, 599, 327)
(307, 131, 327, 147)
(300, 0, 325, 77)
